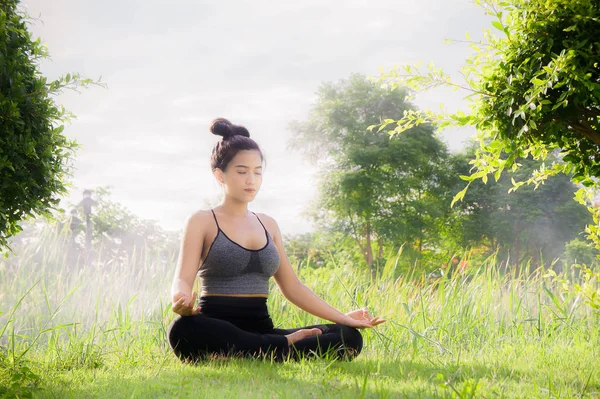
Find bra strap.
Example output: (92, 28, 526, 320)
(210, 209, 221, 230)
(252, 212, 268, 235)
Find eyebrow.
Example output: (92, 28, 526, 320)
(234, 165, 262, 169)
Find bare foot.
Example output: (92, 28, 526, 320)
(285, 328, 322, 346)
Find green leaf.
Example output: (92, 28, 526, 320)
(451, 183, 470, 207)
(494, 168, 503, 182)
(492, 21, 504, 32)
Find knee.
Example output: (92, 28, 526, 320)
(168, 316, 189, 346)
(339, 325, 363, 357)
(167, 316, 199, 362)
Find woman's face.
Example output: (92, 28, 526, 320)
(216, 150, 263, 202)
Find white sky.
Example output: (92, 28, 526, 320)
(22, 0, 490, 235)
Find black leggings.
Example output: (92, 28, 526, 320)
(167, 296, 363, 362)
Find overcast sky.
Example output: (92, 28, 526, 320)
(22, 0, 490, 235)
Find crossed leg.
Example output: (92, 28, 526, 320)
(168, 315, 363, 363)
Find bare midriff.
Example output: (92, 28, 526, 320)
(201, 293, 268, 298)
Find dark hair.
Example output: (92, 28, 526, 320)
(209, 118, 263, 172)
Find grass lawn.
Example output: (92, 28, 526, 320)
(21, 335, 598, 398)
(2, 243, 599, 398)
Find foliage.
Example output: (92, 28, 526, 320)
(58, 186, 180, 264)
(0, 1, 103, 254)
(565, 238, 600, 267)
(451, 151, 592, 266)
(283, 231, 364, 271)
(375, 0, 600, 247)
(1, 228, 600, 397)
(289, 74, 456, 272)
(88, 187, 178, 249)
(2, 187, 180, 278)
(545, 263, 600, 314)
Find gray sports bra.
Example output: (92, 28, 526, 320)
(197, 209, 281, 295)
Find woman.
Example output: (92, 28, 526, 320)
(167, 118, 385, 363)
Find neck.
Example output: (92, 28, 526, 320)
(218, 196, 249, 217)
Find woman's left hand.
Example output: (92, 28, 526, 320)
(345, 307, 386, 327)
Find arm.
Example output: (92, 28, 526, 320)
(170, 211, 205, 315)
(263, 215, 381, 328)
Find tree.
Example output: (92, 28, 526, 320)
(83, 186, 179, 259)
(452, 150, 592, 267)
(290, 74, 455, 274)
(376, 0, 600, 251)
(565, 238, 600, 267)
(0, 1, 102, 253)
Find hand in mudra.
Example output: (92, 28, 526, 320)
(344, 307, 386, 329)
(172, 291, 201, 316)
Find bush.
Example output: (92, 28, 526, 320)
(0, 1, 102, 253)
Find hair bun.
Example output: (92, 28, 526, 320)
(210, 118, 233, 138)
(230, 125, 250, 138)
(210, 118, 250, 140)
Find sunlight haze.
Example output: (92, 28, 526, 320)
(23, 0, 489, 234)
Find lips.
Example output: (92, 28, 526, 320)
(244, 189, 256, 193)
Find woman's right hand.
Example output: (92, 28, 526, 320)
(172, 291, 201, 316)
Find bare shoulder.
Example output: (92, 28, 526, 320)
(184, 209, 214, 233)
(255, 212, 281, 238)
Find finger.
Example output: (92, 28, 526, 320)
(184, 293, 193, 308)
(191, 291, 198, 304)
(174, 297, 185, 305)
(355, 321, 373, 329)
(176, 297, 187, 307)
(192, 306, 201, 315)
(175, 296, 189, 310)
(181, 303, 193, 312)
(173, 297, 185, 309)
(175, 293, 188, 302)
(172, 304, 182, 313)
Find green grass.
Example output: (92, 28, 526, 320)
(1, 229, 599, 398)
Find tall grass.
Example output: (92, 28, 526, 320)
(1, 225, 599, 398)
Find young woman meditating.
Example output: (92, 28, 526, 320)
(167, 118, 385, 362)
